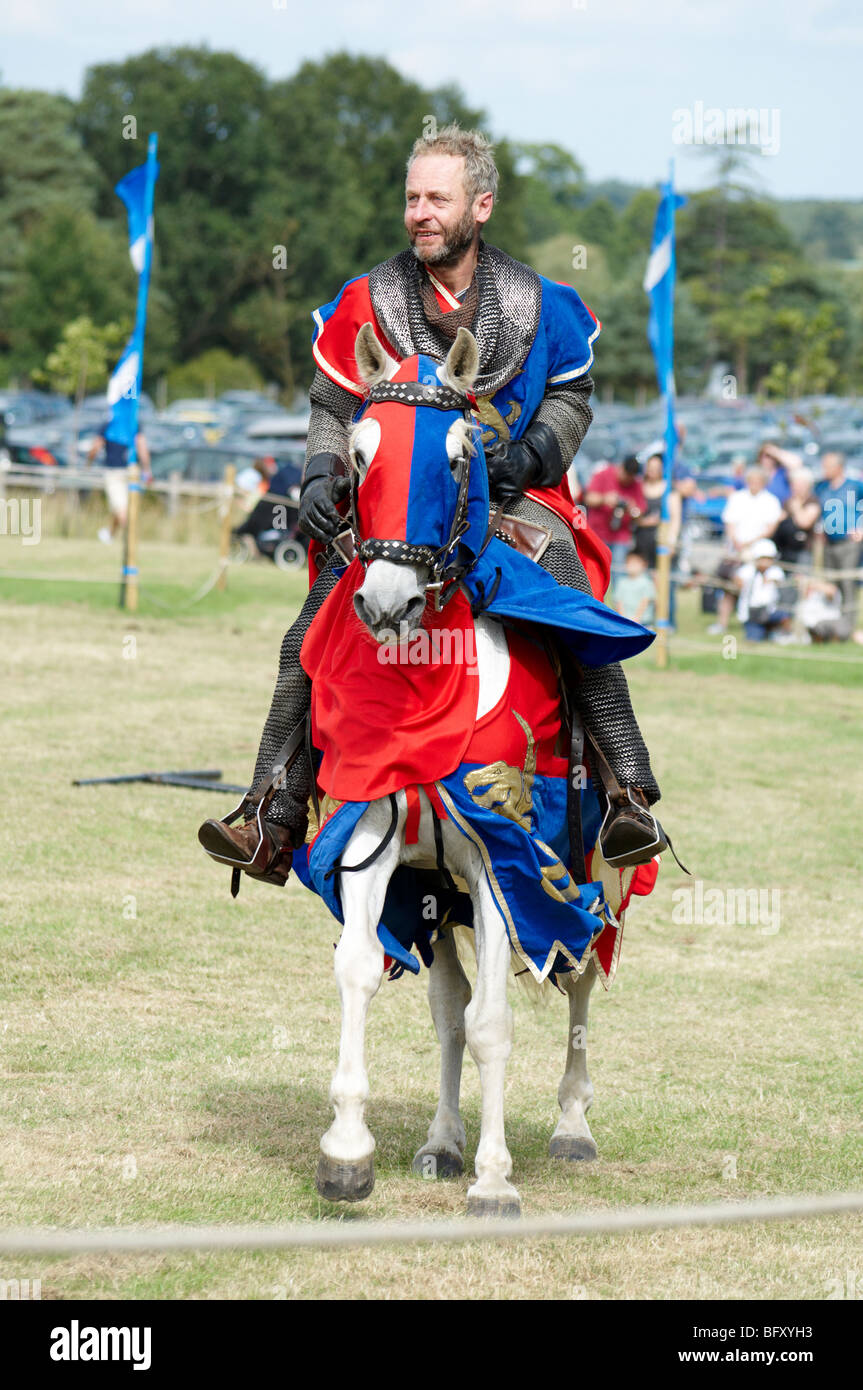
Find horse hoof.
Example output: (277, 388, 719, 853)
(549, 1134, 598, 1162)
(315, 1152, 375, 1203)
(412, 1146, 464, 1179)
(466, 1193, 521, 1219)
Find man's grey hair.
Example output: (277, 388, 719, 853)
(406, 123, 499, 203)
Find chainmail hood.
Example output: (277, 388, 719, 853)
(367, 240, 542, 398)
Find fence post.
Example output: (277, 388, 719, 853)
(217, 464, 236, 591)
(123, 464, 141, 612)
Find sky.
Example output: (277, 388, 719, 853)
(2, 0, 861, 201)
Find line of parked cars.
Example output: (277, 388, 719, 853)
(1, 388, 309, 485)
(5, 385, 863, 554)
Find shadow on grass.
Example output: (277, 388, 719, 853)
(195, 1079, 566, 1190)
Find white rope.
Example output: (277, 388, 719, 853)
(0, 1191, 860, 1256)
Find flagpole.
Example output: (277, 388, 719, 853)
(653, 159, 678, 671)
(120, 133, 158, 610)
(128, 133, 158, 469)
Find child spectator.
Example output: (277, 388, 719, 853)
(614, 548, 656, 627)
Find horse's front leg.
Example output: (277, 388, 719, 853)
(549, 958, 598, 1162)
(412, 925, 471, 1179)
(464, 872, 520, 1217)
(315, 802, 403, 1203)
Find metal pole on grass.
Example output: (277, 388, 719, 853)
(217, 463, 236, 591)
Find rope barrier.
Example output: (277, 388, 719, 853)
(0, 1190, 859, 1257)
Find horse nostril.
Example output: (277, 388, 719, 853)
(399, 596, 427, 630)
(354, 592, 378, 626)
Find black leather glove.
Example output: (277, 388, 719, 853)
(298, 453, 351, 543)
(485, 421, 565, 502)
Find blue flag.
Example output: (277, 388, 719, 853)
(105, 135, 159, 457)
(643, 172, 686, 514)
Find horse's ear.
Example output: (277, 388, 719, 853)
(354, 322, 398, 386)
(439, 327, 479, 393)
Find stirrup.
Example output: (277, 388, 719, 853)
(598, 787, 667, 869)
(198, 717, 309, 895)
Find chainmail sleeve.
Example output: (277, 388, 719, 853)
(531, 374, 595, 470)
(250, 557, 340, 829)
(505, 493, 660, 805)
(305, 368, 360, 471)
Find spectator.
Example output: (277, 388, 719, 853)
(707, 466, 783, 634)
(796, 577, 852, 643)
(735, 539, 793, 642)
(235, 456, 301, 539)
(815, 451, 863, 628)
(774, 466, 820, 567)
(87, 423, 150, 545)
(584, 454, 646, 579)
(633, 452, 683, 626)
(756, 441, 800, 506)
(614, 548, 656, 626)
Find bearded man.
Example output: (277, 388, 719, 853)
(199, 125, 662, 887)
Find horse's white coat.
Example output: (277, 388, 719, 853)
(326, 790, 519, 1209)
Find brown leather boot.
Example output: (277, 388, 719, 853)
(599, 787, 667, 869)
(197, 815, 296, 887)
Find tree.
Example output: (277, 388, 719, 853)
(0, 88, 99, 291)
(512, 142, 585, 243)
(268, 52, 527, 385)
(166, 348, 264, 399)
(805, 203, 858, 262)
(2, 205, 134, 375)
(38, 316, 126, 396)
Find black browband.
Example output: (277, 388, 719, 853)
(366, 380, 475, 412)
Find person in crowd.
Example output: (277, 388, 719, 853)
(234, 456, 302, 539)
(634, 453, 683, 567)
(87, 423, 151, 544)
(584, 453, 646, 580)
(707, 465, 783, 634)
(774, 466, 820, 567)
(815, 451, 863, 628)
(614, 548, 656, 626)
(735, 539, 794, 642)
(633, 451, 683, 626)
(796, 577, 852, 643)
(756, 441, 799, 506)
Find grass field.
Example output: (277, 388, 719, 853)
(1, 532, 862, 1301)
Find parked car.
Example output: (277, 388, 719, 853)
(148, 442, 305, 488)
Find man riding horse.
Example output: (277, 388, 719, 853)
(198, 124, 663, 886)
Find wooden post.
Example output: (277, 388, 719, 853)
(654, 518, 672, 670)
(217, 464, 236, 591)
(122, 464, 141, 612)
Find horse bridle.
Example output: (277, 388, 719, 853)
(348, 379, 487, 611)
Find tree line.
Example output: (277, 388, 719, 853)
(0, 47, 860, 403)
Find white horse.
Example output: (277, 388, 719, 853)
(314, 325, 601, 1218)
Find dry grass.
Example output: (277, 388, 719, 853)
(1, 534, 861, 1300)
